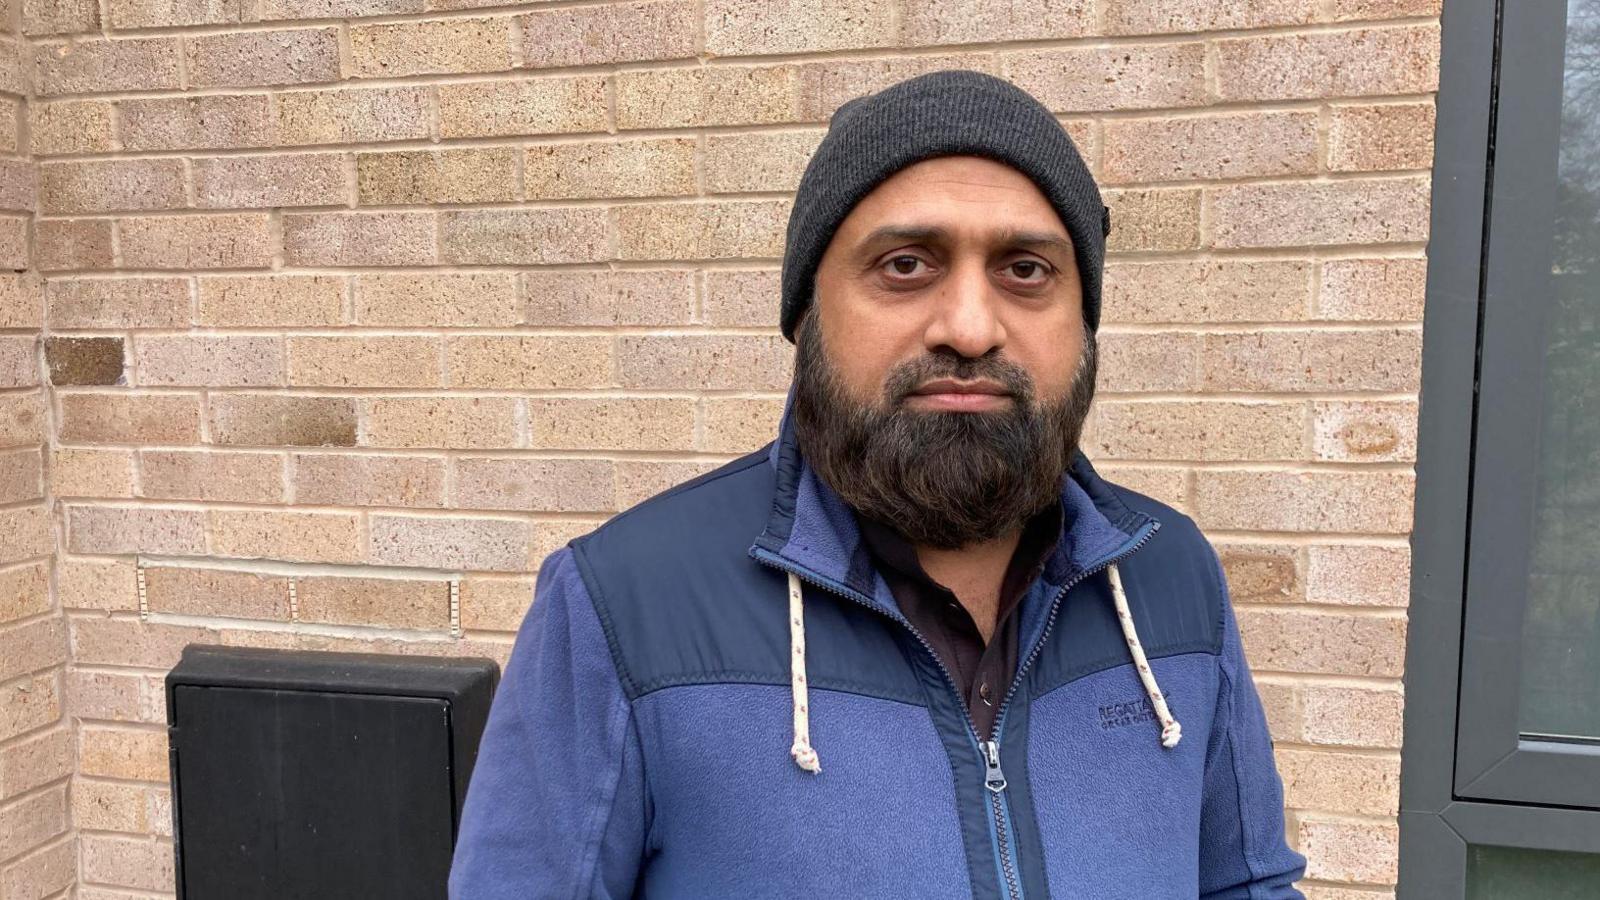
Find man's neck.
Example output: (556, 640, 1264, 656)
(914, 528, 1024, 644)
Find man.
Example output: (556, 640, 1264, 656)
(449, 69, 1307, 899)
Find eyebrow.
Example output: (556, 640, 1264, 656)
(857, 224, 1075, 258)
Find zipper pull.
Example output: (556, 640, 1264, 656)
(980, 740, 1007, 793)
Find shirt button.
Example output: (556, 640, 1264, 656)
(979, 682, 993, 704)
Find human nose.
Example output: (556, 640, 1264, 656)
(922, 260, 1006, 359)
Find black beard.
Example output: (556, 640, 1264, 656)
(790, 308, 1098, 550)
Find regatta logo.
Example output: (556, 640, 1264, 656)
(1098, 693, 1174, 731)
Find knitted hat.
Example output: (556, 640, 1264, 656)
(779, 69, 1110, 343)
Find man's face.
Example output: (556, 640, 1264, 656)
(792, 154, 1098, 550)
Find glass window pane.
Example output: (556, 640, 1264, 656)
(1518, 0, 1600, 742)
(1467, 844, 1600, 899)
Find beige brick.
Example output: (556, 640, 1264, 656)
(524, 137, 696, 201)
(0, 274, 45, 330)
(275, 85, 432, 145)
(453, 457, 615, 513)
(1195, 470, 1414, 534)
(58, 393, 201, 444)
(186, 27, 340, 88)
(1277, 747, 1398, 816)
(139, 449, 285, 504)
(1095, 331, 1203, 393)
(208, 394, 358, 447)
(1216, 25, 1440, 102)
(30, 99, 113, 155)
(71, 777, 149, 833)
(1333, 0, 1440, 18)
(615, 199, 789, 260)
(79, 727, 167, 782)
(522, 269, 694, 327)
(1085, 400, 1305, 461)
(23, 0, 102, 35)
(1002, 43, 1207, 113)
(793, 55, 993, 122)
(702, 269, 780, 327)
(262, 0, 426, 17)
(369, 514, 535, 571)
(38, 159, 183, 215)
(1330, 102, 1437, 172)
(0, 215, 27, 269)
(529, 398, 694, 451)
(1103, 0, 1317, 34)
(46, 277, 191, 329)
(1095, 464, 1188, 512)
(0, 393, 46, 447)
(356, 147, 518, 205)
(291, 452, 446, 508)
(134, 335, 283, 387)
(440, 208, 609, 265)
(704, 130, 822, 194)
(521, 0, 697, 67)
(0, 99, 16, 156)
(69, 616, 219, 669)
(1303, 684, 1404, 748)
(283, 211, 436, 267)
(56, 558, 136, 613)
(1299, 816, 1400, 885)
(79, 834, 173, 892)
(707, 0, 892, 54)
(1236, 608, 1407, 676)
(296, 575, 448, 629)
(62, 667, 162, 725)
(143, 565, 290, 620)
(1313, 400, 1417, 462)
(459, 576, 532, 632)
(1318, 257, 1428, 321)
(0, 505, 53, 567)
(1104, 260, 1312, 324)
(0, 616, 66, 683)
(1200, 328, 1421, 393)
(119, 213, 275, 269)
(108, 0, 252, 27)
(618, 335, 792, 390)
(51, 447, 135, 498)
(350, 16, 511, 78)
(617, 66, 797, 130)
(0, 336, 37, 388)
(700, 397, 783, 453)
(1211, 177, 1431, 248)
(1252, 678, 1304, 743)
(1307, 544, 1410, 607)
(0, 448, 42, 505)
(1103, 111, 1319, 184)
(0, 833, 73, 900)
(1217, 541, 1303, 604)
(363, 396, 519, 450)
(0, 159, 36, 214)
(199, 274, 346, 327)
(1301, 888, 1395, 900)
(437, 76, 608, 139)
(1103, 188, 1201, 252)
(210, 509, 363, 564)
(534, 519, 605, 561)
(119, 94, 274, 152)
(288, 336, 442, 388)
(65, 505, 206, 555)
(349, 272, 517, 328)
(0, 786, 66, 864)
(43, 336, 120, 387)
(32, 37, 181, 96)
(194, 152, 349, 209)
(0, 673, 59, 744)
(447, 335, 612, 390)
(38, 219, 114, 271)
(0, 562, 50, 624)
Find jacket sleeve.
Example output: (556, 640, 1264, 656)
(1197, 545, 1308, 900)
(449, 544, 649, 900)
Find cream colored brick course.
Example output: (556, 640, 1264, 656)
(291, 452, 447, 508)
(524, 137, 697, 201)
(357, 147, 520, 205)
(194, 153, 349, 209)
(199, 275, 346, 328)
(356, 272, 517, 327)
(522, 0, 698, 68)
(139, 449, 285, 504)
(362, 396, 520, 450)
(706, 0, 894, 55)
(348, 16, 513, 79)
(522, 269, 695, 327)
(440, 208, 610, 265)
(438, 76, 609, 139)
(185, 27, 341, 88)
(1215, 25, 1440, 102)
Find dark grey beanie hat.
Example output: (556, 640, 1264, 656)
(779, 68, 1110, 343)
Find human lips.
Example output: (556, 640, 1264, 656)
(905, 378, 1012, 410)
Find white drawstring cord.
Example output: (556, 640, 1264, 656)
(787, 571, 822, 774)
(1108, 561, 1182, 749)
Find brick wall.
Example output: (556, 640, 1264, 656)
(0, 0, 1437, 896)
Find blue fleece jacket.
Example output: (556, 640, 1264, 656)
(448, 390, 1307, 899)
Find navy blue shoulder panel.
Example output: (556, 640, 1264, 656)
(1030, 480, 1225, 698)
(568, 448, 925, 707)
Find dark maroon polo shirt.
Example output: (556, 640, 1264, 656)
(854, 500, 1064, 739)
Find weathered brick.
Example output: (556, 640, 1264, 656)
(1200, 328, 1422, 392)
(1210, 177, 1432, 248)
(793, 54, 993, 121)
(143, 565, 291, 620)
(701, 397, 784, 453)
(1002, 43, 1207, 113)
(459, 576, 533, 632)
(1329, 102, 1437, 172)
(349, 16, 512, 78)
(0, 505, 52, 567)
(0, 274, 45, 330)
(79, 726, 167, 782)
(1276, 748, 1399, 816)
(617, 335, 792, 390)
(1313, 400, 1417, 462)
(79, 834, 174, 892)
(529, 398, 694, 451)
(1103, 111, 1319, 184)
(354, 273, 516, 328)
(71, 777, 150, 833)
(437, 76, 609, 139)
(440, 208, 609, 265)
(287, 336, 442, 388)
(1307, 544, 1411, 607)
(134, 335, 284, 387)
(56, 558, 136, 613)
(524, 137, 696, 200)
(23, 0, 102, 35)
(0, 336, 35, 389)
(0, 448, 42, 505)
(702, 268, 780, 327)
(1333, 0, 1441, 18)
(0, 673, 59, 744)
(37, 219, 113, 271)
(1236, 607, 1407, 676)
(1084, 400, 1306, 461)
(46, 277, 190, 329)
(1318, 257, 1428, 321)
(209, 509, 363, 564)
(1217, 541, 1303, 604)
(119, 94, 274, 152)
(1303, 684, 1404, 748)
(1095, 464, 1189, 512)
(45, 336, 123, 386)
(291, 452, 446, 508)
(447, 336, 612, 389)
(0, 833, 73, 900)
(1095, 331, 1203, 393)
(194, 152, 349, 209)
(357, 147, 518, 205)
(0, 215, 27, 268)
(207, 394, 357, 447)
(1104, 260, 1312, 324)
(139, 449, 285, 504)
(707, 0, 893, 55)
(1216, 25, 1440, 102)
(70, 617, 219, 669)
(119, 213, 275, 269)
(65, 505, 207, 555)
(1103, 188, 1202, 252)
(617, 65, 797, 129)
(1299, 816, 1400, 884)
(296, 575, 449, 629)
(0, 616, 66, 683)
(369, 514, 535, 572)
(198, 275, 346, 327)
(38, 159, 184, 215)
(522, 0, 697, 67)
(0, 99, 16, 156)
(363, 396, 520, 450)
(1252, 678, 1304, 744)
(704, 131, 822, 194)
(0, 562, 50, 624)
(1195, 470, 1414, 534)
(0, 786, 66, 864)
(522, 269, 694, 327)
(1103, 0, 1317, 34)
(453, 457, 615, 513)
(283, 211, 436, 267)
(186, 27, 340, 88)
(33, 37, 181, 96)
(0, 393, 46, 447)
(30, 99, 114, 155)
(275, 85, 432, 146)
(261, 0, 425, 17)
(614, 199, 789, 260)
(58, 392, 201, 444)
(51, 447, 135, 498)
